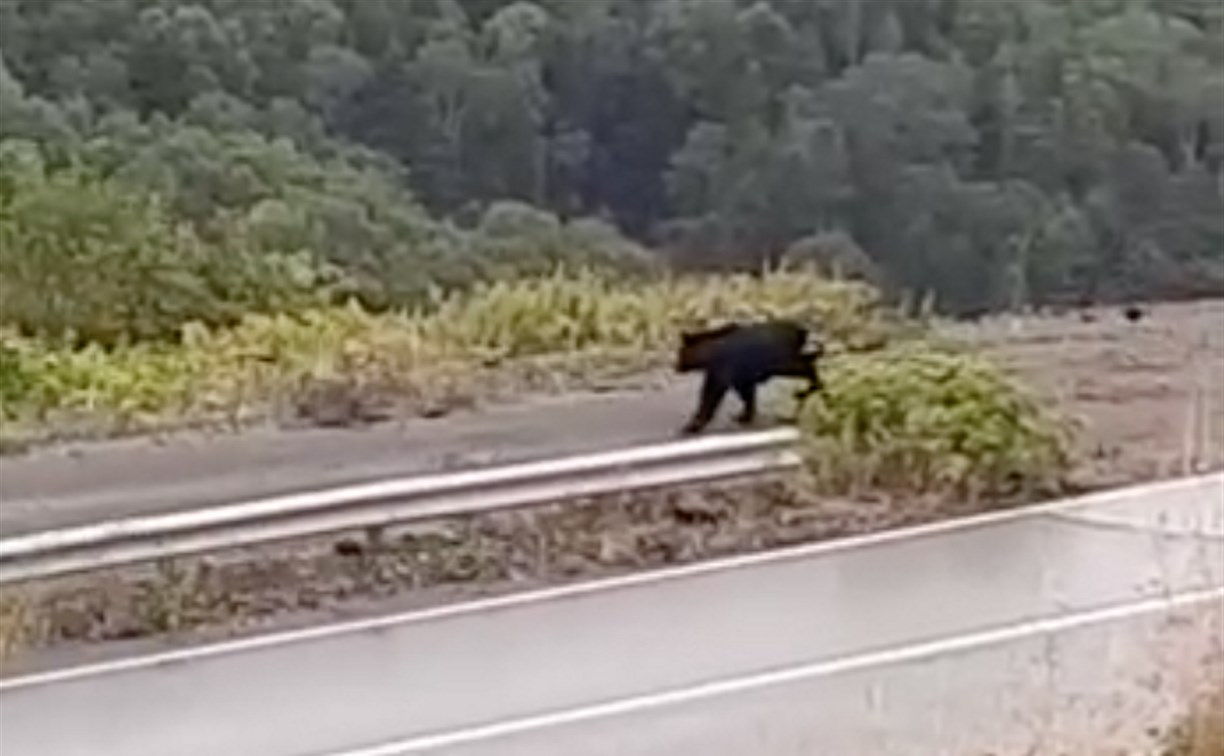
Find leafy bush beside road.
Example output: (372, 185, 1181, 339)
(797, 343, 1073, 501)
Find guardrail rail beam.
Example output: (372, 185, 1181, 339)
(0, 428, 802, 584)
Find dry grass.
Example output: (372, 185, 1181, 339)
(0, 597, 28, 665)
(1160, 686, 1224, 756)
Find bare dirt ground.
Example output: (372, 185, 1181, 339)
(2, 299, 1221, 673)
(943, 298, 1224, 490)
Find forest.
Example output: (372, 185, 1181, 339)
(1, 0, 1222, 343)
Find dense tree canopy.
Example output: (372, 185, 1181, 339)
(1, 0, 1221, 336)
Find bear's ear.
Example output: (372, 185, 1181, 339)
(680, 331, 699, 346)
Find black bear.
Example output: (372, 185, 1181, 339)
(674, 319, 824, 435)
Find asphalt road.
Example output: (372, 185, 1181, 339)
(1, 474, 1220, 756)
(0, 383, 713, 536)
(438, 595, 1223, 756)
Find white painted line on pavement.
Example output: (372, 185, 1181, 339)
(323, 585, 1224, 756)
(1050, 510, 1224, 539)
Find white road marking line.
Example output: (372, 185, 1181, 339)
(323, 586, 1224, 756)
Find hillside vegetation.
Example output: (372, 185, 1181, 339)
(14, 0, 1221, 500)
(1, 0, 1220, 338)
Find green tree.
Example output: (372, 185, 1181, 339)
(0, 141, 328, 344)
(1, 0, 1221, 331)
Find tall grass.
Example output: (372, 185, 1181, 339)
(0, 266, 895, 441)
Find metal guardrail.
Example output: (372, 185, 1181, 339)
(0, 428, 802, 584)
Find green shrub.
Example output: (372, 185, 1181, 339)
(0, 330, 37, 414)
(797, 342, 1073, 501)
(467, 202, 657, 280)
(75, 126, 661, 312)
(0, 142, 332, 345)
